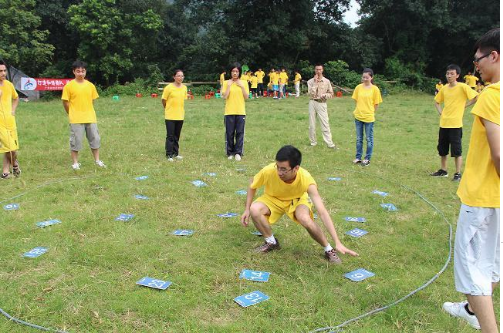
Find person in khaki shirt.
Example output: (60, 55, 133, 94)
(307, 64, 336, 148)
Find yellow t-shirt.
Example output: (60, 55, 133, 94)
(162, 83, 187, 120)
(457, 82, 500, 208)
(0, 80, 19, 129)
(240, 74, 248, 81)
(61, 80, 99, 124)
(255, 71, 265, 83)
(250, 76, 258, 89)
(435, 83, 443, 91)
(222, 80, 249, 115)
(251, 163, 316, 201)
(352, 84, 383, 123)
(294, 73, 302, 83)
(220, 73, 225, 86)
(434, 83, 478, 128)
(279, 72, 288, 85)
(271, 73, 279, 85)
(464, 75, 479, 88)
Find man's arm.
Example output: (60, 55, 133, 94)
(482, 118, 500, 177)
(434, 102, 442, 116)
(240, 178, 257, 226)
(307, 184, 358, 256)
(465, 95, 478, 108)
(222, 80, 232, 99)
(162, 99, 166, 109)
(62, 100, 70, 114)
(323, 81, 334, 99)
(11, 98, 19, 116)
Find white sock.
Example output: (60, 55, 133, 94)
(265, 235, 276, 244)
(324, 244, 333, 252)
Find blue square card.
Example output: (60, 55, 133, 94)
(345, 268, 375, 282)
(23, 247, 48, 258)
(172, 229, 194, 236)
(136, 277, 172, 290)
(344, 217, 366, 223)
(36, 219, 61, 228)
(3, 203, 19, 211)
(346, 228, 368, 238)
(239, 270, 271, 282)
(381, 203, 398, 211)
(116, 213, 135, 221)
(234, 291, 269, 307)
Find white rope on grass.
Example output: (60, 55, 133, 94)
(310, 180, 453, 333)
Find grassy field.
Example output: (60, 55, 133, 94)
(0, 91, 499, 332)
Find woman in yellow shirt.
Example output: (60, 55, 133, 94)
(435, 80, 443, 95)
(351, 68, 383, 166)
(222, 63, 249, 161)
(162, 69, 187, 161)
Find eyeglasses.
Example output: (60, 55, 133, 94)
(473, 52, 492, 64)
(275, 164, 292, 174)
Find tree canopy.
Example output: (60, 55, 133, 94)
(0, 0, 499, 86)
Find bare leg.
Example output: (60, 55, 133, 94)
(3, 154, 9, 174)
(91, 148, 100, 162)
(249, 202, 273, 238)
(440, 155, 448, 171)
(454, 156, 463, 174)
(71, 150, 79, 164)
(467, 294, 498, 333)
(295, 205, 329, 247)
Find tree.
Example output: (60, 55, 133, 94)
(0, 0, 54, 75)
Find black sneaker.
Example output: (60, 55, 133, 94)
(255, 238, 280, 253)
(324, 249, 342, 264)
(452, 173, 462, 181)
(430, 169, 448, 177)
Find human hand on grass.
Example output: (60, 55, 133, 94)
(335, 243, 359, 257)
(241, 210, 250, 226)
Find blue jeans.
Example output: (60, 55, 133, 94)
(355, 119, 374, 160)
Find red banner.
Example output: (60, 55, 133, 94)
(21, 78, 73, 91)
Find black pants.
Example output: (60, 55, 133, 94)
(225, 115, 245, 156)
(165, 120, 184, 157)
(257, 83, 264, 96)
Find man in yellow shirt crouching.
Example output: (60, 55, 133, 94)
(241, 145, 358, 264)
(62, 60, 106, 170)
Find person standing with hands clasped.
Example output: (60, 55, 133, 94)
(162, 69, 187, 161)
(222, 63, 249, 161)
(307, 64, 336, 149)
(351, 68, 383, 166)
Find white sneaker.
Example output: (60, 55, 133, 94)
(227, 155, 233, 160)
(95, 160, 106, 168)
(310, 142, 317, 146)
(71, 163, 81, 170)
(442, 301, 481, 330)
(235, 154, 242, 161)
(175, 155, 183, 160)
(167, 157, 174, 162)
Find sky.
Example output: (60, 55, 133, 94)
(343, 0, 361, 27)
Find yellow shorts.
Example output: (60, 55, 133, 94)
(0, 127, 19, 153)
(255, 193, 313, 224)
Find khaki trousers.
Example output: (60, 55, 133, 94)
(308, 100, 334, 147)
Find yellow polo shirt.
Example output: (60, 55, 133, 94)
(352, 84, 383, 123)
(222, 80, 249, 115)
(434, 83, 478, 128)
(0, 80, 19, 129)
(61, 80, 99, 124)
(457, 82, 500, 207)
(255, 71, 265, 83)
(279, 72, 288, 85)
(162, 83, 188, 120)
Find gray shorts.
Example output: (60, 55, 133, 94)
(70, 123, 101, 151)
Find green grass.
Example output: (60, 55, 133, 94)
(0, 92, 499, 332)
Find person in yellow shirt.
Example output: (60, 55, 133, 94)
(267, 68, 275, 96)
(250, 72, 258, 98)
(351, 68, 383, 166)
(463, 71, 479, 89)
(219, 70, 226, 92)
(272, 69, 280, 99)
(279, 68, 289, 98)
(162, 69, 188, 161)
(222, 63, 249, 161)
(435, 80, 443, 95)
(240, 145, 358, 263)
(432, 64, 478, 180)
(0, 61, 20, 179)
(62, 60, 105, 170)
(294, 70, 302, 97)
(475, 81, 483, 93)
(442, 28, 500, 332)
(254, 68, 265, 97)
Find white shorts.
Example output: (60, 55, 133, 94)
(454, 204, 500, 296)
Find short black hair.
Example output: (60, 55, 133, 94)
(276, 145, 302, 168)
(314, 63, 323, 68)
(173, 69, 183, 77)
(72, 60, 87, 70)
(446, 64, 461, 75)
(0, 60, 5, 66)
(229, 62, 241, 77)
(474, 28, 499, 54)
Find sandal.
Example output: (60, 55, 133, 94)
(1, 172, 11, 179)
(12, 161, 21, 177)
